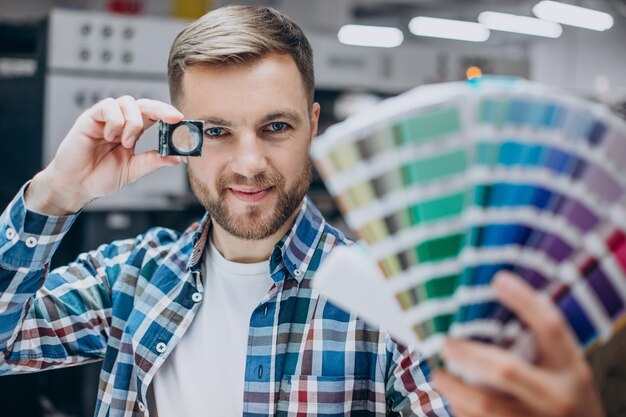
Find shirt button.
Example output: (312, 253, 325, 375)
(294, 269, 302, 277)
(155, 342, 167, 354)
(257, 365, 263, 379)
(25, 236, 38, 248)
(191, 292, 203, 302)
(137, 401, 146, 412)
(263, 305, 268, 317)
(5, 227, 16, 240)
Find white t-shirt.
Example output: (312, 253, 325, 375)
(150, 241, 273, 417)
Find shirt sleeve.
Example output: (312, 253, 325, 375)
(0, 182, 135, 374)
(385, 335, 451, 417)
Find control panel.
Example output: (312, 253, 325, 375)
(44, 10, 190, 210)
(47, 9, 187, 75)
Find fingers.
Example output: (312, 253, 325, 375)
(124, 98, 184, 149)
(127, 150, 182, 183)
(86, 96, 184, 148)
(138, 98, 184, 126)
(436, 273, 604, 417)
(117, 96, 144, 148)
(442, 339, 550, 410)
(433, 369, 533, 417)
(90, 97, 125, 141)
(493, 272, 579, 366)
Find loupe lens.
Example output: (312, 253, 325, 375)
(171, 123, 201, 154)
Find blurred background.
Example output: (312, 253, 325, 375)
(0, 0, 625, 416)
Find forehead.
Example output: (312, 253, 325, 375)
(179, 53, 309, 118)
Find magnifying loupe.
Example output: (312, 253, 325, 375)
(158, 120, 204, 157)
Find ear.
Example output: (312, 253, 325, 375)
(310, 102, 321, 140)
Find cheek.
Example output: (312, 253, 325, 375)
(188, 159, 220, 190)
(272, 151, 308, 179)
(276, 141, 310, 167)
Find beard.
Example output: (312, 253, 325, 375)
(188, 159, 312, 241)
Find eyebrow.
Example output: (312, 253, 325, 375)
(198, 110, 304, 127)
(259, 110, 303, 125)
(200, 117, 234, 127)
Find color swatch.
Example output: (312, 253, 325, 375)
(311, 78, 626, 362)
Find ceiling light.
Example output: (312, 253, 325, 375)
(478, 11, 563, 38)
(409, 16, 490, 42)
(337, 24, 404, 48)
(533, 1, 614, 31)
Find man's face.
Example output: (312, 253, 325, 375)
(179, 53, 320, 240)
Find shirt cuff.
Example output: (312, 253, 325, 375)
(0, 181, 79, 270)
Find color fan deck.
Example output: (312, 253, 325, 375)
(311, 78, 626, 365)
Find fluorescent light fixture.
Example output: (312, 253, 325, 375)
(478, 11, 562, 38)
(533, 1, 614, 31)
(337, 24, 404, 48)
(409, 16, 490, 42)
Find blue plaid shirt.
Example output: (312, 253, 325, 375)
(0, 182, 450, 417)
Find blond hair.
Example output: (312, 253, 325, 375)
(168, 5, 314, 106)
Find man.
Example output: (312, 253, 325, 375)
(0, 5, 447, 416)
(0, 4, 604, 417)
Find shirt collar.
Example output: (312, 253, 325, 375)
(188, 212, 211, 273)
(270, 196, 325, 283)
(187, 196, 326, 284)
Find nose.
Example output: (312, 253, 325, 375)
(230, 130, 268, 178)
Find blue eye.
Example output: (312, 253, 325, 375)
(205, 127, 224, 137)
(268, 122, 286, 132)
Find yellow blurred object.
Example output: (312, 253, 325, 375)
(466, 66, 482, 80)
(172, 0, 214, 19)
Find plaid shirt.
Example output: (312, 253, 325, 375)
(0, 182, 450, 417)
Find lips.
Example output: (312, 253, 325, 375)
(228, 186, 274, 203)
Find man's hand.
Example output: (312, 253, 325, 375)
(433, 272, 605, 417)
(25, 97, 184, 215)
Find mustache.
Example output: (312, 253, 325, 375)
(217, 172, 284, 191)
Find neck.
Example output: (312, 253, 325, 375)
(209, 202, 303, 263)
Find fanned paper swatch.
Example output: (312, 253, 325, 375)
(311, 78, 626, 366)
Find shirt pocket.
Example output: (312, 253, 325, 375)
(276, 374, 383, 416)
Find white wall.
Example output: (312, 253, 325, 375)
(530, 12, 626, 102)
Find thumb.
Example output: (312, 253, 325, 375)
(127, 150, 183, 183)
